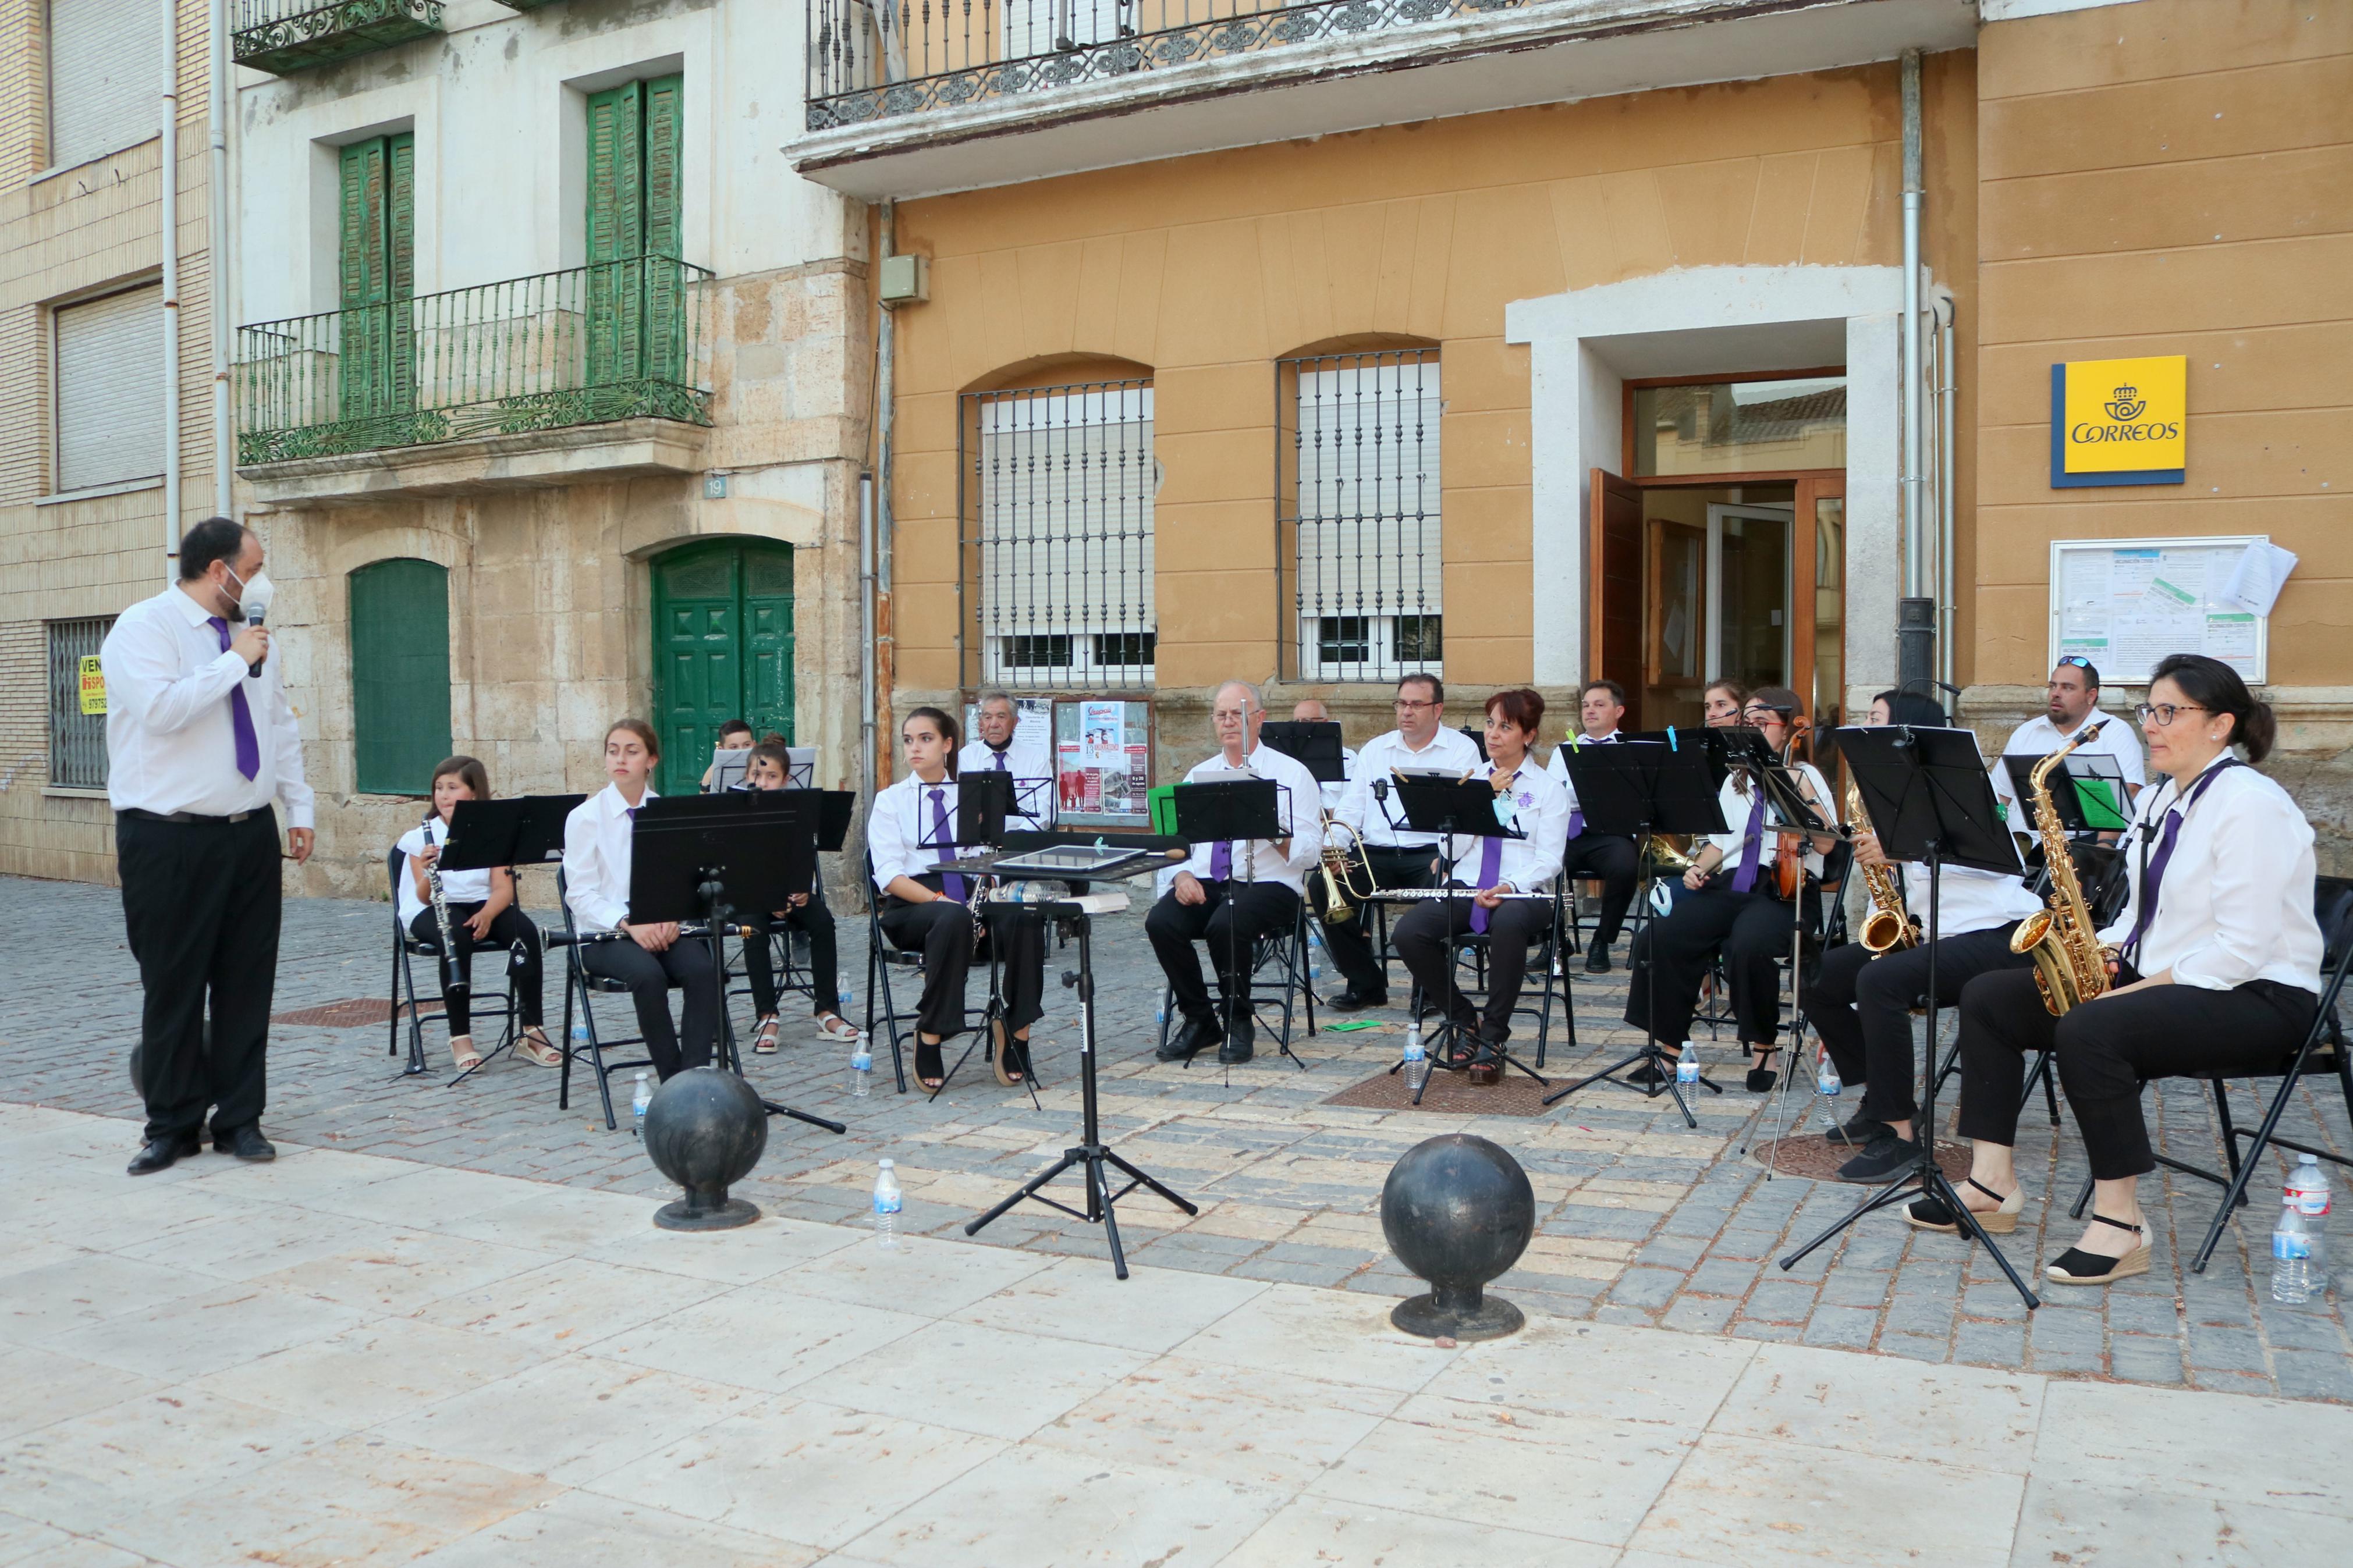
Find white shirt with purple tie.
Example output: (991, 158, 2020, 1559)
(1175, 744, 1323, 896)
(867, 771, 975, 894)
(1702, 762, 1833, 884)
(957, 738, 1047, 825)
(563, 783, 658, 933)
(1432, 759, 1570, 894)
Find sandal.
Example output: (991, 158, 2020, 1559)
(990, 1020, 1027, 1087)
(814, 1014, 861, 1045)
(449, 1035, 482, 1072)
(752, 1016, 782, 1055)
(915, 1037, 945, 1093)
(515, 1029, 563, 1069)
(2046, 1214, 2151, 1285)
(1905, 1177, 2022, 1235)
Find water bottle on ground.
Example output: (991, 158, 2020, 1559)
(1676, 1042, 1699, 1088)
(2273, 1200, 2322, 1303)
(1402, 1023, 1429, 1095)
(1816, 1050, 1843, 1133)
(2285, 1151, 2331, 1222)
(872, 1158, 903, 1250)
(630, 1071, 651, 1139)
(569, 1022, 589, 1058)
(850, 1034, 874, 1098)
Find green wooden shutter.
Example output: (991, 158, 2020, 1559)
(642, 75, 685, 387)
(585, 81, 645, 387)
(385, 131, 417, 415)
(336, 134, 414, 422)
(350, 559, 453, 796)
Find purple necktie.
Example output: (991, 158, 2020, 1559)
(2123, 762, 2235, 960)
(1470, 831, 1504, 934)
(993, 749, 1007, 770)
(1729, 794, 1766, 893)
(928, 787, 967, 902)
(206, 617, 260, 781)
(1209, 840, 1231, 881)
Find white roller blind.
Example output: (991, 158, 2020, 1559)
(48, 0, 165, 172)
(56, 285, 165, 492)
(978, 385, 1156, 637)
(1295, 360, 1441, 614)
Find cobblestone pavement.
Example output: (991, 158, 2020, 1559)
(3, 873, 2347, 1403)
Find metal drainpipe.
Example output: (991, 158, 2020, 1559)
(1895, 49, 1933, 696)
(161, 1, 183, 579)
(859, 469, 876, 806)
(1938, 296, 1958, 698)
(874, 200, 897, 791)
(208, 0, 232, 518)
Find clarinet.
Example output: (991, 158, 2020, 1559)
(421, 809, 467, 1000)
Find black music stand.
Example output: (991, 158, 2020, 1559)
(1260, 720, 1347, 785)
(629, 797, 846, 1136)
(1169, 775, 1298, 1071)
(2003, 753, 2131, 837)
(430, 795, 584, 1082)
(1388, 773, 1548, 1096)
(1779, 724, 2040, 1310)
(1543, 738, 1728, 1126)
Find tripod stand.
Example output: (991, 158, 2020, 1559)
(1777, 724, 2042, 1311)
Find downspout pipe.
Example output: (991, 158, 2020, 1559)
(874, 201, 897, 792)
(1937, 294, 1957, 698)
(161, 1, 183, 580)
(859, 470, 876, 807)
(208, 0, 232, 519)
(1894, 49, 1935, 697)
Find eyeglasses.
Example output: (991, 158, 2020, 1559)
(1393, 699, 1436, 713)
(2134, 702, 2211, 727)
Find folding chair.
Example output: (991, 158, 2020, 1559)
(1417, 883, 1576, 1070)
(385, 847, 518, 1081)
(1154, 902, 1319, 1067)
(860, 856, 920, 1094)
(550, 867, 656, 1130)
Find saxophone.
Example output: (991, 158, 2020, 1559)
(1844, 775, 1919, 954)
(2007, 721, 2113, 1016)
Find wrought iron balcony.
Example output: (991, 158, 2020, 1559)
(805, 0, 1532, 129)
(233, 0, 444, 76)
(234, 258, 714, 468)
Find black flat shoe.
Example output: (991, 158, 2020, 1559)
(216, 1125, 276, 1162)
(1825, 1110, 1893, 1147)
(1745, 1066, 1778, 1093)
(1217, 1018, 1255, 1066)
(1583, 945, 1612, 974)
(127, 1134, 201, 1176)
(1322, 989, 1387, 1013)
(1835, 1133, 1920, 1183)
(2046, 1214, 2151, 1285)
(1157, 1014, 1220, 1063)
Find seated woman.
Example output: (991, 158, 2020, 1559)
(1624, 687, 1836, 1091)
(1392, 688, 1568, 1085)
(563, 719, 717, 1081)
(867, 706, 1046, 1093)
(1915, 655, 2323, 1284)
(397, 755, 558, 1072)
(738, 741, 860, 1052)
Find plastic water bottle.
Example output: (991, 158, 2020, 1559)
(1816, 1051, 1843, 1132)
(569, 1022, 589, 1058)
(1402, 1023, 1429, 1095)
(837, 984, 854, 1008)
(1305, 925, 1325, 984)
(1676, 1043, 1699, 1088)
(2273, 1201, 2322, 1303)
(872, 1159, 903, 1250)
(630, 1071, 651, 1138)
(2285, 1151, 2331, 1221)
(850, 1036, 873, 1098)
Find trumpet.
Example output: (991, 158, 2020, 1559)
(1316, 810, 1378, 923)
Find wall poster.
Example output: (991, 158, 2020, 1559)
(2050, 535, 2276, 685)
(1053, 699, 1154, 830)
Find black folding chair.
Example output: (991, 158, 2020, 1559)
(860, 856, 920, 1094)
(1154, 899, 1319, 1066)
(385, 847, 517, 1081)
(550, 867, 656, 1130)
(1418, 884, 1576, 1070)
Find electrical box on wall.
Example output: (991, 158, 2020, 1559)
(879, 254, 929, 305)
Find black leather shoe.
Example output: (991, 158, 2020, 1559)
(1322, 988, 1387, 1013)
(217, 1125, 276, 1162)
(1825, 1110, 1893, 1147)
(1584, 944, 1612, 974)
(127, 1134, 201, 1176)
(1745, 1066, 1779, 1093)
(1218, 1017, 1255, 1065)
(1835, 1132, 1920, 1183)
(1158, 1014, 1220, 1063)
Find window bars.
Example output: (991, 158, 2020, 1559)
(1279, 347, 1442, 683)
(47, 617, 113, 790)
(964, 378, 1157, 690)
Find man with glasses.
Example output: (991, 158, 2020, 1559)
(1989, 657, 2146, 831)
(1315, 673, 1479, 1012)
(1545, 678, 1641, 972)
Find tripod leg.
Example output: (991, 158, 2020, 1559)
(764, 1100, 847, 1135)
(966, 1150, 1084, 1236)
(1095, 1156, 1130, 1281)
(1101, 1148, 1199, 1217)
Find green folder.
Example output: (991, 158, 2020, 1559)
(1149, 783, 1181, 837)
(2070, 776, 2130, 832)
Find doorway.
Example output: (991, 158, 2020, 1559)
(650, 539, 796, 795)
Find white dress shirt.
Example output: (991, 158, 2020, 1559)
(1336, 726, 1483, 848)
(1176, 744, 1323, 895)
(395, 817, 491, 926)
(957, 739, 1046, 824)
(1897, 862, 2043, 938)
(563, 783, 655, 933)
(100, 586, 314, 826)
(1991, 706, 2147, 826)
(2096, 756, 2323, 994)
(1703, 762, 1834, 880)
(868, 771, 971, 891)
(1433, 758, 1570, 893)
(1545, 728, 1620, 799)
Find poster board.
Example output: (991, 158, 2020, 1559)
(2050, 535, 2268, 685)
(1052, 698, 1154, 830)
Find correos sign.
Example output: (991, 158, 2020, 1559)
(2050, 355, 2187, 488)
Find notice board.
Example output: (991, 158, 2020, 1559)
(1052, 699, 1155, 830)
(2050, 535, 2268, 685)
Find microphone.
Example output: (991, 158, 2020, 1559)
(1372, 777, 1390, 802)
(246, 600, 266, 678)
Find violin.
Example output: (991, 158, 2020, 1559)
(1773, 716, 1813, 899)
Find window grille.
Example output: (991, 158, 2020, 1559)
(966, 378, 1156, 690)
(1280, 348, 1442, 682)
(47, 616, 113, 790)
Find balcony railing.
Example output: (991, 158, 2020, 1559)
(233, 0, 444, 75)
(805, 0, 1528, 129)
(235, 258, 714, 467)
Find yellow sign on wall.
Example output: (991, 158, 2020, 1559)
(77, 655, 107, 715)
(2051, 355, 2187, 487)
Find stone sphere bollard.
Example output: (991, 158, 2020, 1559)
(1379, 1133, 1536, 1341)
(641, 1067, 768, 1231)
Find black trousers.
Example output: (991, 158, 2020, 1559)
(1314, 844, 1435, 997)
(1624, 878, 1812, 1048)
(741, 893, 841, 1017)
(1809, 923, 2029, 1124)
(1393, 891, 1550, 1044)
(118, 808, 282, 1144)
(1146, 880, 1303, 1022)
(1561, 831, 1639, 948)
(877, 895, 1045, 1039)
(581, 933, 717, 1080)
(1957, 965, 2319, 1180)
(406, 904, 544, 1037)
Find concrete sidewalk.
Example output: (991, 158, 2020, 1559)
(4, 1102, 2349, 1567)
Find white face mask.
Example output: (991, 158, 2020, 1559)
(222, 566, 274, 623)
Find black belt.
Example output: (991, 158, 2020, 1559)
(120, 807, 259, 825)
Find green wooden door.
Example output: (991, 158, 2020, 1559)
(337, 133, 414, 422)
(350, 558, 452, 795)
(652, 541, 794, 794)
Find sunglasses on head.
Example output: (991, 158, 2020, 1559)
(2056, 656, 2093, 670)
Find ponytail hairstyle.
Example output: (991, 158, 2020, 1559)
(2150, 653, 2276, 765)
(1737, 686, 1809, 795)
(904, 705, 962, 778)
(604, 717, 661, 760)
(1883, 692, 1949, 730)
(431, 755, 492, 810)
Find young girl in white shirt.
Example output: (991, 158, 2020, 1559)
(737, 742, 859, 1052)
(398, 756, 556, 1072)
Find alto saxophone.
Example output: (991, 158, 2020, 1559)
(421, 809, 467, 1000)
(1844, 775, 1919, 954)
(2008, 721, 2113, 1016)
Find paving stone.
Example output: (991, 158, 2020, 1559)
(1606, 1267, 1685, 1310)
(1801, 1303, 1880, 1350)
(2109, 1334, 2188, 1385)
(1662, 1295, 1738, 1335)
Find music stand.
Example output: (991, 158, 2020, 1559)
(428, 795, 585, 1082)
(1169, 776, 1298, 1072)
(707, 748, 751, 792)
(628, 797, 846, 1136)
(1387, 773, 1548, 1096)
(1779, 724, 2042, 1311)
(1260, 720, 1347, 784)
(2003, 753, 2130, 835)
(1543, 738, 1729, 1126)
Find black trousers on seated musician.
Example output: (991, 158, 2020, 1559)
(1955, 964, 2317, 1179)
(877, 874, 1045, 1040)
(1147, 880, 1303, 1024)
(740, 893, 842, 1018)
(1312, 845, 1436, 997)
(1626, 877, 1817, 1047)
(581, 936, 716, 1080)
(1809, 925, 2029, 1125)
(118, 807, 282, 1145)
(1392, 890, 1549, 1044)
(1560, 831, 1639, 950)
(406, 904, 545, 1040)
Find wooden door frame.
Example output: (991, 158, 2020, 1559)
(1794, 474, 1846, 733)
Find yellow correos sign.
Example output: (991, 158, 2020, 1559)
(2051, 355, 2186, 487)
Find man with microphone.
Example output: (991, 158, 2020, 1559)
(102, 518, 314, 1175)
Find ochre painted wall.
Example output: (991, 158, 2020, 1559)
(888, 58, 1978, 699)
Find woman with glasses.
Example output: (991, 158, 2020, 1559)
(1624, 687, 1837, 1091)
(1915, 655, 2322, 1285)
